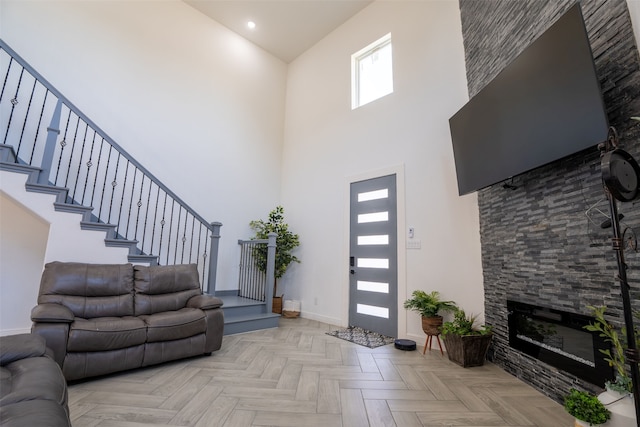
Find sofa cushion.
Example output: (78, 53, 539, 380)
(143, 334, 206, 366)
(140, 308, 206, 342)
(67, 316, 147, 352)
(38, 262, 135, 318)
(0, 334, 46, 366)
(63, 345, 145, 381)
(0, 400, 71, 427)
(0, 357, 67, 407)
(134, 264, 202, 315)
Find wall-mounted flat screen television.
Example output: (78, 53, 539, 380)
(449, 3, 609, 196)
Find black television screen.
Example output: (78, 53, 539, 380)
(449, 3, 609, 196)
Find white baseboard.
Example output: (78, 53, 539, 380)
(299, 311, 342, 328)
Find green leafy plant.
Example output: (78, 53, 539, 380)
(441, 309, 492, 336)
(403, 290, 457, 318)
(563, 388, 611, 425)
(584, 305, 637, 393)
(249, 206, 300, 295)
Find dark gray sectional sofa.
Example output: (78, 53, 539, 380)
(30, 262, 224, 381)
(0, 333, 71, 427)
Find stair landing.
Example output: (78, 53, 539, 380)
(217, 294, 281, 335)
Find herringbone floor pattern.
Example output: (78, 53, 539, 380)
(68, 318, 573, 426)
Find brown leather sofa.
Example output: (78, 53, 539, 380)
(31, 262, 224, 381)
(0, 333, 71, 427)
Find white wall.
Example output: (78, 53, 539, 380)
(281, 1, 484, 340)
(0, 1, 287, 293)
(628, 0, 640, 50)
(0, 191, 48, 335)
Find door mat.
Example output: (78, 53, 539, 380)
(326, 326, 395, 349)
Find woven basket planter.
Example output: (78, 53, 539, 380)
(282, 310, 299, 318)
(441, 333, 492, 367)
(421, 315, 443, 335)
(272, 296, 283, 314)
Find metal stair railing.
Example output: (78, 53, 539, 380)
(0, 38, 221, 293)
(236, 233, 276, 313)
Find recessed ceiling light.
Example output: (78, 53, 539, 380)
(247, 21, 256, 30)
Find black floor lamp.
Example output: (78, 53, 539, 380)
(600, 127, 640, 426)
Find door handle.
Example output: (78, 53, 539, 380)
(350, 269, 355, 275)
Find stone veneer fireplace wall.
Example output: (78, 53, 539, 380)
(458, 0, 640, 402)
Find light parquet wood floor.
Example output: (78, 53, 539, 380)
(68, 318, 573, 427)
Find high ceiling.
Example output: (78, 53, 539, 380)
(183, 0, 373, 63)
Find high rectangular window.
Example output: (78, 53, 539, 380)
(351, 33, 393, 109)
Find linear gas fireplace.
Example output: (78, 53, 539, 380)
(507, 300, 613, 386)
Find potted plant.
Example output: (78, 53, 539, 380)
(250, 206, 300, 314)
(403, 290, 457, 335)
(584, 305, 638, 426)
(441, 309, 493, 367)
(564, 388, 611, 426)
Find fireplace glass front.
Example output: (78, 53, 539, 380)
(507, 300, 613, 386)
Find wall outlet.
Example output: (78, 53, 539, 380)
(314, 297, 318, 306)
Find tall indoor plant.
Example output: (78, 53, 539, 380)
(250, 206, 300, 301)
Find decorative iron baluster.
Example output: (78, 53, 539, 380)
(89, 137, 105, 208)
(158, 192, 168, 263)
(64, 116, 81, 190)
(54, 109, 72, 185)
(149, 185, 161, 256)
(71, 123, 89, 203)
(2, 67, 24, 148)
(107, 153, 121, 225)
(202, 241, 208, 291)
(140, 179, 153, 253)
(29, 88, 49, 166)
(16, 73, 38, 159)
(115, 160, 130, 239)
(166, 199, 175, 265)
(0, 55, 14, 103)
(124, 167, 137, 239)
(180, 209, 188, 264)
(173, 205, 182, 264)
(99, 146, 113, 221)
(188, 216, 196, 263)
(133, 175, 145, 244)
(80, 130, 97, 205)
(196, 222, 203, 268)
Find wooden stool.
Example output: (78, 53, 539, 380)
(423, 333, 443, 355)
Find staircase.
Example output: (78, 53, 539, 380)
(0, 38, 280, 335)
(217, 294, 281, 335)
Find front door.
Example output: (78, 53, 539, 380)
(348, 174, 397, 337)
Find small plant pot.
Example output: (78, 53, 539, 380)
(574, 419, 605, 427)
(421, 315, 443, 335)
(442, 333, 492, 367)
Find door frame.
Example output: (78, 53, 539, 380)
(342, 164, 406, 338)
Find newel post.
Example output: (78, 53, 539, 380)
(265, 232, 277, 313)
(206, 221, 222, 294)
(39, 99, 63, 184)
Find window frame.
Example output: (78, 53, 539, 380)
(351, 33, 393, 110)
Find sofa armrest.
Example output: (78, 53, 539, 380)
(31, 303, 74, 323)
(186, 295, 223, 310)
(0, 333, 47, 366)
